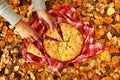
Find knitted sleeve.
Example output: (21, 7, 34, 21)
(0, 0, 46, 26)
(32, 0, 46, 11)
(0, 0, 22, 26)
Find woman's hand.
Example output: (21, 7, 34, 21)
(15, 10, 56, 42)
(37, 10, 57, 31)
(15, 20, 39, 42)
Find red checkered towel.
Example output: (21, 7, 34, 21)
(22, 5, 105, 71)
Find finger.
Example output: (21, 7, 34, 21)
(30, 28, 40, 41)
(45, 19, 53, 32)
(32, 31, 39, 40)
(50, 24, 54, 32)
(49, 20, 56, 32)
(54, 20, 57, 28)
(33, 35, 39, 41)
(51, 17, 57, 29)
(28, 36, 35, 42)
(20, 36, 24, 39)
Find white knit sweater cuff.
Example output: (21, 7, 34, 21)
(0, 0, 22, 26)
(0, 6, 22, 26)
(32, 0, 46, 11)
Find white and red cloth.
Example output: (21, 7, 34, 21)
(22, 5, 105, 71)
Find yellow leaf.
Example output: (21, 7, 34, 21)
(99, 49, 111, 61)
(113, 23, 120, 32)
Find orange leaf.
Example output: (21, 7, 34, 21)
(0, 40, 5, 47)
(25, 63, 41, 70)
(103, 17, 113, 24)
(110, 46, 119, 53)
(105, 41, 111, 47)
(73, 62, 79, 69)
(75, 8, 81, 15)
(99, 39, 105, 44)
(93, 76, 100, 80)
(25, 63, 32, 70)
(2, 26, 8, 35)
(94, 19, 103, 25)
(77, 0, 82, 6)
(94, 28, 105, 39)
(113, 23, 120, 32)
(31, 63, 41, 70)
(115, 1, 120, 9)
(5, 29, 14, 43)
(99, 49, 111, 61)
(101, 76, 114, 80)
(79, 70, 87, 78)
(52, 2, 61, 9)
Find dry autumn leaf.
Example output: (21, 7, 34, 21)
(107, 32, 112, 40)
(0, 40, 5, 47)
(118, 37, 120, 46)
(77, 0, 82, 6)
(112, 56, 120, 64)
(2, 26, 8, 35)
(52, 2, 61, 9)
(5, 29, 14, 43)
(115, 1, 120, 9)
(94, 27, 105, 39)
(114, 66, 120, 74)
(94, 19, 103, 25)
(103, 16, 113, 24)
(107, 7, 115, 16)
(101, 76, 114, 80)
(98, 49, 111, 61)
(113, 23, 120, 32)
(93, 76, 100, 80)
(109, 45, 119, 53)
(115, 15, 120, 22)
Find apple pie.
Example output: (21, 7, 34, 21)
(43, 23, 83, 62)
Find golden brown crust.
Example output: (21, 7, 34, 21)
(44, 23, 83, 62)
(27, 43, 44, 57)
(45, 27, 63, 41)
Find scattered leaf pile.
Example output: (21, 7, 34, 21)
(0, 0, 120, 80)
